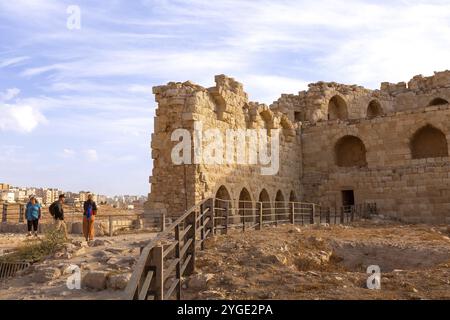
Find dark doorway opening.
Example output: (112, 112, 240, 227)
(342, 190, 355, 206)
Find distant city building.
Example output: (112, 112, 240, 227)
(0, 191, 15, 203)
(0, 182, 144, 209)
(0, 183, 9, 190)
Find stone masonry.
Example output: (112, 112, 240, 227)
(145, 71, 450, 224)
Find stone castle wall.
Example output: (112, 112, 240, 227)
(146, 71, 450, 223)
(146, 75, 302, 220)
(302, 104, 450, 223)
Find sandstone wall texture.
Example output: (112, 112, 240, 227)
(145, 71, 450, 223)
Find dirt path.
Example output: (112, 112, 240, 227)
(183, 222, 450, 300)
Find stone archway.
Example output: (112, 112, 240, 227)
(335, 136, 368, 167)
(328, 95, 349, 121)
(275, 190, 287, 222)
(410, 125, 448, 159)
(239, 188, 254, 224)
(214, 185, 232, 228)
(259, 189, 272, 222)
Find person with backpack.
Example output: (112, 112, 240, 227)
(26, 196, 41, 237)
(49, 194, 68, 238)
(83, 194, 98, 241)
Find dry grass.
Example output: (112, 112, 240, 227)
(0, 229, 68, 263)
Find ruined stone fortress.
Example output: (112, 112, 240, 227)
(145, 71, 450, 224)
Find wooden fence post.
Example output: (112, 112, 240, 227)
(2, 204, 7, 223)
(310, 204, 315, 225)
(161, 212, 166, 232)
(19, 204, 25, 223)
(175, 225, 182, 300)
(184, 210, 197, 276)
(326, 207, 331, 224)
(257, 202, 263, 231)
(224, 202, 229, 235)
(109, 216, 114, 237)
(340, 207, 344, 224)
(152, 246, 164, 300)
(205, 198, 214, 237)
(200, 202, 205, 250)
(290, 202, 295, 224)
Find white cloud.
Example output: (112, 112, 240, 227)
(0, 56, 30, 69)
(61, 149, 76, 158)
(0, 103, 47, 133)
(0, 88, 21, 102)
(84, 149, 99, 162)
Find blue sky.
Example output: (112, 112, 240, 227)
(1, 0, 450, 196)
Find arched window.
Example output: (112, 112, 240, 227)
(259, 189, 272, 222)
(367, 100, 383, 119)
(239, 188, 253, 223)
(335, 136, 368, 167)
(275, 190, 287, 222)
(328, 95, 349, 121)
(428, 98, 448, 106)
(410, 125, 448, 159)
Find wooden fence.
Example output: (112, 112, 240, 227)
(125, 198, 377, 300)
(1, 203, 143, 236)
(125, 198, 214, 300)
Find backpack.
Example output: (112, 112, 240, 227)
(49, 202, 57, 217)
(86, 203, 93, 219)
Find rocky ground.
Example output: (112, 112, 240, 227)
(1, 220, 450, 300)
(183, 221, 450, 300)
(0, 232, 156, 300)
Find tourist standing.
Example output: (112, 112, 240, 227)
(83, 194, 97, 241)
(49, 194, 68, 238)
(25, 196, 41, 237)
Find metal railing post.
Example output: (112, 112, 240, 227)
(310, 204, 315, 225)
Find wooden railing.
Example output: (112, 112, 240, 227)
(124, 198, 214, 300)
(2, 204, 25, 223)
(125, 199, 377, 300)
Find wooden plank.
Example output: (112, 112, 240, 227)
(179, 224, 192, 240)
(165, 278, 180, 300)
(138, 271, 154, 301)
(180, 238, 193, 259)
(125, 245, 153, 299)
(180, 254, 192, 276)
(163, 241, 179, 259)
(163, 258, 180, 282)
(153, 246, 164, 300)
(175, 224, 182, 300)
(183, 210, 196, 276)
